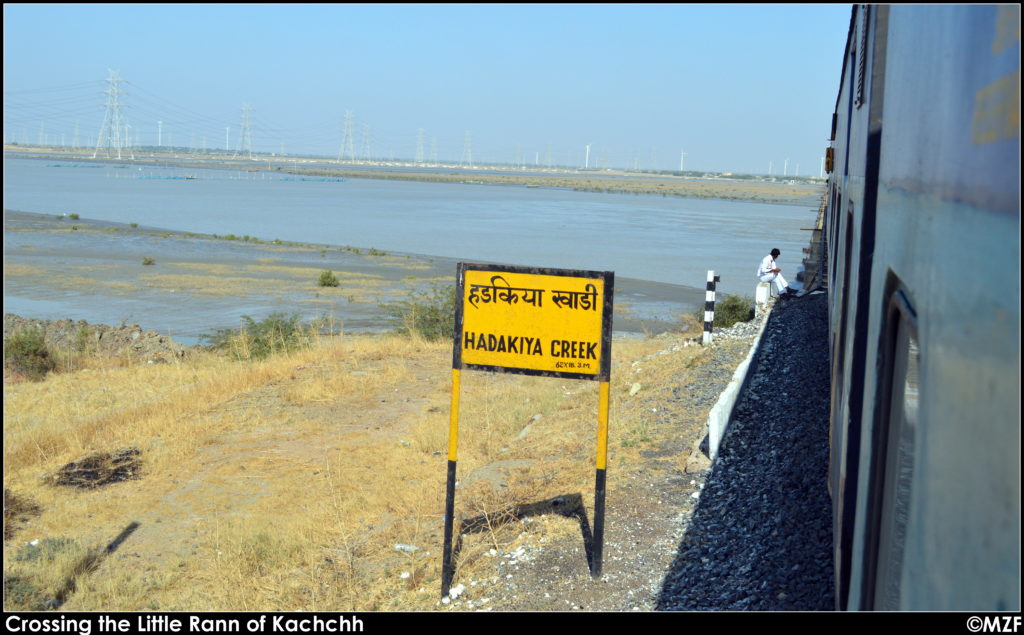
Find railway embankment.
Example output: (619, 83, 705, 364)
(656, 291, 834, 610)
(653, 199, 834, 609)
(3, 314, 188, 369)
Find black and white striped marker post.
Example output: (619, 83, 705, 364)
(703, 271, 720, 346)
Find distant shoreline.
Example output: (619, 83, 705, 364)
(4, 146, 824, 205)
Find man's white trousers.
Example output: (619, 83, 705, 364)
(759, 272, 788, 294)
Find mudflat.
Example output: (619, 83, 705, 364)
(3, 210, 703, 344)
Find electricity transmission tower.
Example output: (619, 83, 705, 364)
(338, 111, 355, 162)
(232, 104, 254, 159)
(93, 70, 134, 159)
(416, 128, 425, 164)
(360, 123, 372, 161)
(461, 131, 473, 167)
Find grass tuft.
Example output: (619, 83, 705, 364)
(4, 329, 55, 381)
(694, 293, 755, 330)
(3, 489, 41, 540)
(380, 283, 455, 341)
(199, 313, 339, 362)
(201, 312, 316, 361)
(318, 270, 340, 287)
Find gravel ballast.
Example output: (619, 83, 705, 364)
(656, 291, 834, 610)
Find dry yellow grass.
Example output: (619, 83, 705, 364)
(3, 329, 701, 611)
(4, 264, 47, 277)
(168, 263, 240, 276)
(139, 273, 277, 296)
(69, 264, 122, 272)
(4, 265, 105, 293)
(368, 255, 435, 271)
(104, 281, 138, 294)
(244, 264, 335, 278)
(5, 264, 128, 294)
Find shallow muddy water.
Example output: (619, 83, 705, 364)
(3, 156, 818, 343)
(3, 211, 700, 345)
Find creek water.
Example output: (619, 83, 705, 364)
(3, 155, 818, 342)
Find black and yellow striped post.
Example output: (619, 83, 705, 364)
(440, 368, 461, 598)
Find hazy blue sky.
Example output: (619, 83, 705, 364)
(4, 3, 852, 174)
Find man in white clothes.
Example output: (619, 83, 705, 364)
(758, 248, 795, 298)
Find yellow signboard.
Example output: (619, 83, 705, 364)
(443, 263, 615, 596)
(453, 264, 613, 380)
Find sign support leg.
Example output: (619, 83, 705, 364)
(592, 380, 610, 578)
(441, 369, 461, 599)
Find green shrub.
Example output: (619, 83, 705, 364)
(695, 294, 755, 329)
(68, 213, 79, 220)
(74, 327, 93, 354)
(318, 270, 340, 287)
(142, 257, 156, 266)
(382, 283, 456, 341)
(4, 329, 55, 381)
(201, 312, 311, 361)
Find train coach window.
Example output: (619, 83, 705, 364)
(869, 290, 920, 610)
(855, 4, 870, 109)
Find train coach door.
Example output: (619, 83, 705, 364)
(863, 290, 919, 610)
